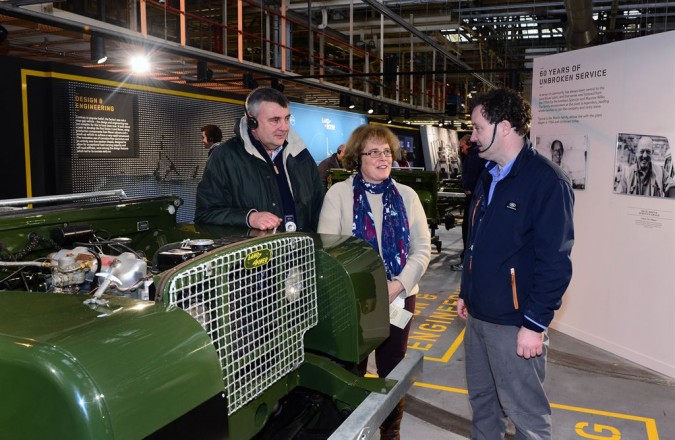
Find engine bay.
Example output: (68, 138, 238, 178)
(0, 223, 230, 300)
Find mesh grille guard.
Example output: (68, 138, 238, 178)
(166, 235, 318, 414)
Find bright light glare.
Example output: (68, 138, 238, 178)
(285, 267, 303, 302)
(130, 55, 151, 73)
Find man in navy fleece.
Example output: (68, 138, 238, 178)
(457, 88, 575, 439)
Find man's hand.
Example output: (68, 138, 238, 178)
(457, 298, 468, 320)
(516, 327, 545, 359)
(248, 211, 282, 230)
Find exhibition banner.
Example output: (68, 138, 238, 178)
(73, 87, 138, 158)
(532, 31, 675, 378)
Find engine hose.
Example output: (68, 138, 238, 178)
(12, 233, 61, 261)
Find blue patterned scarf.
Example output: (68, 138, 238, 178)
(352, 173, 409, 280)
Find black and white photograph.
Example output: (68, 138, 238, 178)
(535, 134, 588, 190)
(420, 125, 459, 177)
(614, 133, 674, 198)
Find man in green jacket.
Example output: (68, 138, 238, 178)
(195, 87, 324, 232)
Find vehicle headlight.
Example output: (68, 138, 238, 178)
(285, 266, 303, 302)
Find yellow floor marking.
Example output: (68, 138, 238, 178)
(412, 382, 660, 439)
(411, 288, 464, 363)
(414, 381, 468, 395)
(422, 327, 465, 362)
(409, 289, 660, 439)
(550, 402, 660, 439)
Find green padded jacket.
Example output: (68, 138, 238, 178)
(194, 116, 324, 232)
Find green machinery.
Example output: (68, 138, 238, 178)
(437, 177, 466, 230)
(0, 191, 421, 439)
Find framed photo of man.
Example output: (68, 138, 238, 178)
(614, 133, 674, 199)
(535, 134, 588, 190)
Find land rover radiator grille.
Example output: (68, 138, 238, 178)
(166, 235, 318, 415)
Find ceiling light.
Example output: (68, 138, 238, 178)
(363, 99, 374, 115)
(130, 55, 150, 73)
(317, 8, 328, 30)
(90, 35, 107, 64)
(197, 60, 213, 81)
(339, 93, 349, 108)
(387, 106, 397, 124)
(340, 93, 356, 109)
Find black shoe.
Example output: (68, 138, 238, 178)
(450, 263, 463, 271)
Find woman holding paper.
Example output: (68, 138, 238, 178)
(317, 124, 430, 439)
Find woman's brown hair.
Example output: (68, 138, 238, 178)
(341, 125, 401, 171)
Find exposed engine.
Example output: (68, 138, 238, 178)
(0, 224, 223, 301)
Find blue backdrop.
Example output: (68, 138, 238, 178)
(289, 102, 367, 164)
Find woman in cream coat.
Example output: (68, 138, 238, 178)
(318, 124, 430, 440)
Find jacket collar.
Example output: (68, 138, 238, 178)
(496, 137, 535, 179)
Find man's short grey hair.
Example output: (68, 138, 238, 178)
(245, 87, 290, 117)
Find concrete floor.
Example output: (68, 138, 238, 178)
(388, 227, 675, 440)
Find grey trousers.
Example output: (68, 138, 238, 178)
(464, 316, 552, 440)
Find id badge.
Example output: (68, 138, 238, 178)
(284, 215, 297, 232)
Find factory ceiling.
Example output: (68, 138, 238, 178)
(1, 0, 674, 127)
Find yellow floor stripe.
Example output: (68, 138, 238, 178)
(411, 381, 660, 439)
(422, 327, 465, 363)
(409, 288, 660, 439)
(413, 381, 468, 395)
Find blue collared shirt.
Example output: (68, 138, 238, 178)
(487, 157, 516, 205)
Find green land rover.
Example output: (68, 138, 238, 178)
(0, 190, 421, 439)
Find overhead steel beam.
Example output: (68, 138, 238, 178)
(330, 21, 459, 33)
(0, 2, 445, 115)
(288, 0, 455, 9)
(317, 14, 458, 29)
(360, 0, 495, 88)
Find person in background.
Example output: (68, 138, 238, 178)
(457, 88, 575, 439)
(450, 134, 486, 271)
(615, 136, 670, 197)
(195, 87, 324, 232)
(449, 157, 460, 178)
(397, 149, 410, 167)
(406, 150, 416, 167)
(201, 124, 223, 157)
(317, 144, 345, 191)
(318, 124, 431, 440)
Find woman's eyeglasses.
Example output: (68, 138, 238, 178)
(361, 149, 392, 158)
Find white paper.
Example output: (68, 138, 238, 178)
(389, 303, 413, 329)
